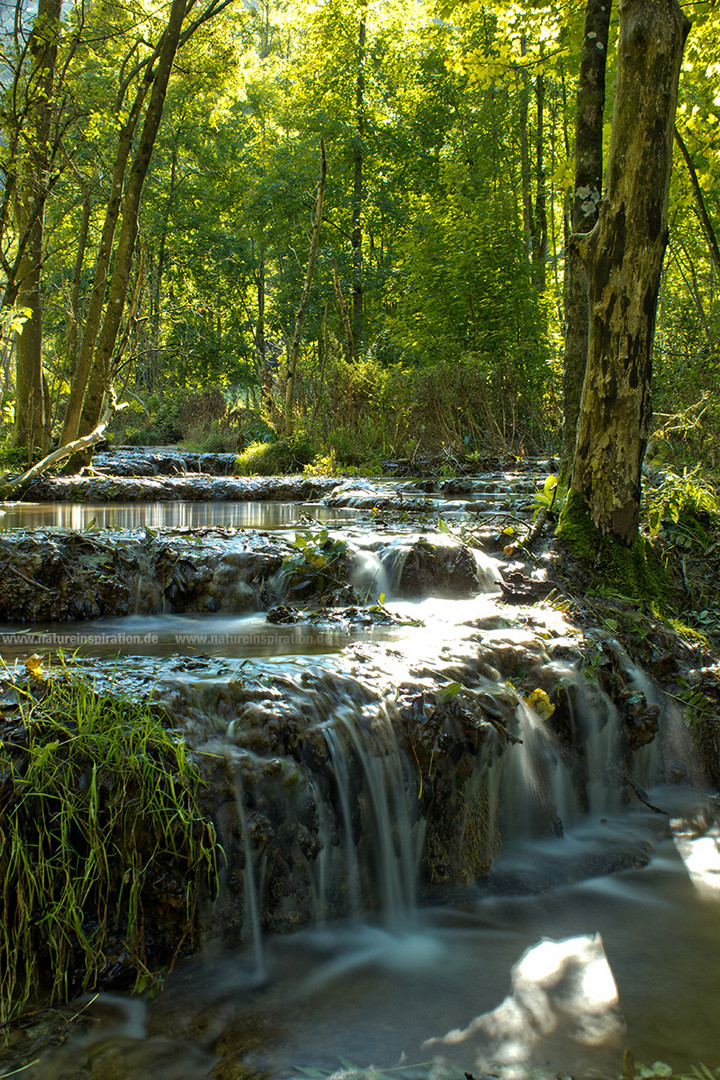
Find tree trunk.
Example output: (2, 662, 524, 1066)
(531, 70, 547, 290)
(561, 0, 612, 463)
(284, 141, 326, 436)
(255, 244, 266, 375)
(674, 126, 720, 278)
(571, 0, 690, 544)
(13, 0, 62, 455)
(518, 35, 533, 255)
(65, 189, 92, 381)
(151, 137, 179, 378)
(60, 79, 152, 445)
(76, 0, 188, 440)
(332, 256, 354, 361)
(350, 8, 366, 355)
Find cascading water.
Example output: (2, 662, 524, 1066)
(3, 458, 718, 1080)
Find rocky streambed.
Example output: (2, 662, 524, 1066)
(1, 449, 720, 1080)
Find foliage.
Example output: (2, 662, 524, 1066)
(643, 467, 720, 550)
(235, 435, 316, 475)
(623, 1056, 720, 1080)
(277, 527, 349, 599)
(0, 0, 718, 468)
(0, 671, 218, 1023)
(304, 450, 339, 476)
(533, 473, 568, 520)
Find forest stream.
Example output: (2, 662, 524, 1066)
(1, 451, 719, 1080)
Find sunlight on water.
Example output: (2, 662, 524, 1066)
(425, 934, 623, 1078)
(0, 500, 355, 531)
(673, 823, 720, 894)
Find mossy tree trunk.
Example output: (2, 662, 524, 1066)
(561, 0, 612, 465)
(570, 0, 690, 544)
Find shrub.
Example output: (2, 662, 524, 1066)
(235, 436, 316, 475)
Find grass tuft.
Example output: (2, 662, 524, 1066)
(0, 672, 218, 1024)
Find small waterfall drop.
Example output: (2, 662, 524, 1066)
(233, 764, 266, 980)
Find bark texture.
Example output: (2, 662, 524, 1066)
(571, 0, 690, 544)
(13, 0, 61, 453)
(561, 0, 612, 463)
(60, 77, 153, 445)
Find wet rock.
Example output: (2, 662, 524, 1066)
(389, 538, 480, 598)
(618, 688, 661, 751)
(0, 530, 487, 621)
(0, 531, 286, 621)
(22, 474, 337, 503)
(499, 570, 551, 604)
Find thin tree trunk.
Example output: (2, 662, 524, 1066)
(1, 400, 128, 499)
(284, 140, 326, 437)
(151, 137, 179, 376)
(13, 0, 62, 454)
(65, 189, 92, 380)
(332, 257, 354, 362)
(350, 7, 366, 355)
(674, 126, 720, 277)
(60, 78, 152, 444)
(518, 35, 533, 256)
(76, 0, 188, 441)
(256, 244, 266, 374)
(561, 0, 612, 464)
(571, 0, 690, 543)
(531, 69, 547, 290)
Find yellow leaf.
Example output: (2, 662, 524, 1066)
(25, 653, 45, 679)
(525, 687, 555, 721)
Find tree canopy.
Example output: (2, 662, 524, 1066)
(0, 0, 717, 534)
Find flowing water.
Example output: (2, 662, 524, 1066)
(3, 461, 720, 1080)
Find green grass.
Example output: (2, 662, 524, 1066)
(235, 436, 316, 475)
(0, 671, 218, 1024)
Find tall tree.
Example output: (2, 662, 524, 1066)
(12, 0, 62, 453)
(561, 0, 612, 463)
(350, 3, 366, 353)
(569, 0, 690, 543)
(64, 0, 233, 445)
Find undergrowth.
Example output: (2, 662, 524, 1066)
(235, 436, 316, 475)
(0, 672, 218, 1025)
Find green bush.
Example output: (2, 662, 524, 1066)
(235, 435, 316, 475)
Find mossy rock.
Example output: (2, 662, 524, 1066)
(556, 488, 672, 603)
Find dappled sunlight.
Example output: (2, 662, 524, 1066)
(424, 934, 624, 1078)
(673, 823, 720, 895)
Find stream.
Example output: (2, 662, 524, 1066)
(1, 452, 719, 1080)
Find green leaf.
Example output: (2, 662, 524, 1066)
(436, 681, 462, 703)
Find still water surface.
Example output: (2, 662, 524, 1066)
(0, 500, 356, 531)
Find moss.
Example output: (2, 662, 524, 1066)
(424, 772, 500, 884)
(557, 488, 671, 603)
(662, 615, 710, 649)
